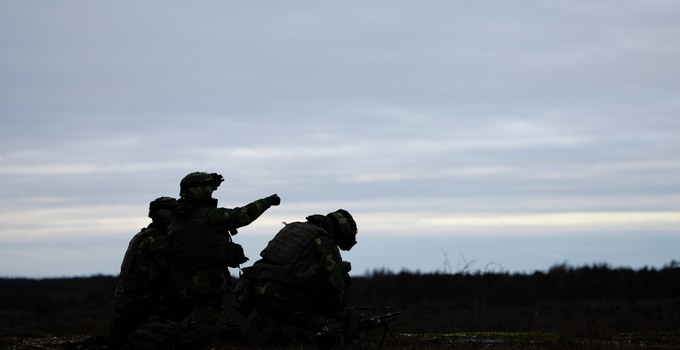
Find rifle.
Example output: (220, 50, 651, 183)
(316, 307, 403, 349)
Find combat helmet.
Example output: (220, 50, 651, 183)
(148, 196, 177, 224)
(179, 172, 224, 198)
(326, 209, 358, 251)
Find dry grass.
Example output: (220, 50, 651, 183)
(2, 331, 680, 350)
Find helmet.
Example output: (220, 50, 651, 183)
(179, 172, 224, 197)
(149, 196, 177, 212)
(180, 172, 224, 189)
(148, 196, 177, 223)
(326, 209, 357, 251)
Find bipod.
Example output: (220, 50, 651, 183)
(376, 322, 402, 350)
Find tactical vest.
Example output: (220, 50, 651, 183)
(260, 222, 327, 265)
(170, 206, 228, 274)
(119, 227, 155, 282)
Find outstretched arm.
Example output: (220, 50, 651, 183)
(209, 194, 280, 232)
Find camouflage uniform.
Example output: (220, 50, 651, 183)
(130, 172, 280, 349)
(236, 210, 357, 345)
(166, 196, 276, 320)
(113, 223, 172, 310)
(110, 197, 176, 350)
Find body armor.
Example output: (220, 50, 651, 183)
(170, 206, 228, 274)
(260, 222, 327, 265)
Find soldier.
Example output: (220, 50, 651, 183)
(235, 209, 358, 346)
(110, 196, 177, 349)
(160, 171, 280, 346)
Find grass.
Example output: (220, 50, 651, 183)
(2, 329, 679, 349)
(390, 331, 680, 350)
(2, 275, 680, 349)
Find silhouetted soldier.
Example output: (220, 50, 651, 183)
(138, 172, 280, 348)
(109, 196, 177, 349)
(234, 209, 357, 346)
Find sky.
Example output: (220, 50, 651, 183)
(1, 1, 679, 278)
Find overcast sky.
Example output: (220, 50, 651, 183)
(1, 1, 679, 278)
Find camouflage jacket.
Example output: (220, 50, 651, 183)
(246, 221, 347, 312)
(114, 222, 171, 310)
(169, 197, 273, 239)
(168, 197, 274, 300)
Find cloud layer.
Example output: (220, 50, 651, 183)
(1, 1, 679, 277)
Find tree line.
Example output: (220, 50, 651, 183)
(1, 262, 679, 334)
(349, 261, 680, 307)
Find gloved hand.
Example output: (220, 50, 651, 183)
(265, 194, 281, 206)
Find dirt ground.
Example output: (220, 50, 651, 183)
(2, 331, 680, 350)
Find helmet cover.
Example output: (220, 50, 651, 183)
(179, 172, 224, 198)
(326, 209, 357, 251)
(148, 196, 177, 222)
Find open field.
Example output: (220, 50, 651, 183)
(2, 331, 680, 349)
(1, 264, 679, 349)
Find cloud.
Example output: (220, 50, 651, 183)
(422, 211, 680, 230)
(1, 1, 679, 276)
(0, 203, 146, 243)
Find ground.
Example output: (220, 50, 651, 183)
(2, 331, 680, 350)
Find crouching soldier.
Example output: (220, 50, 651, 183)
(234, 209, 357, 346)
